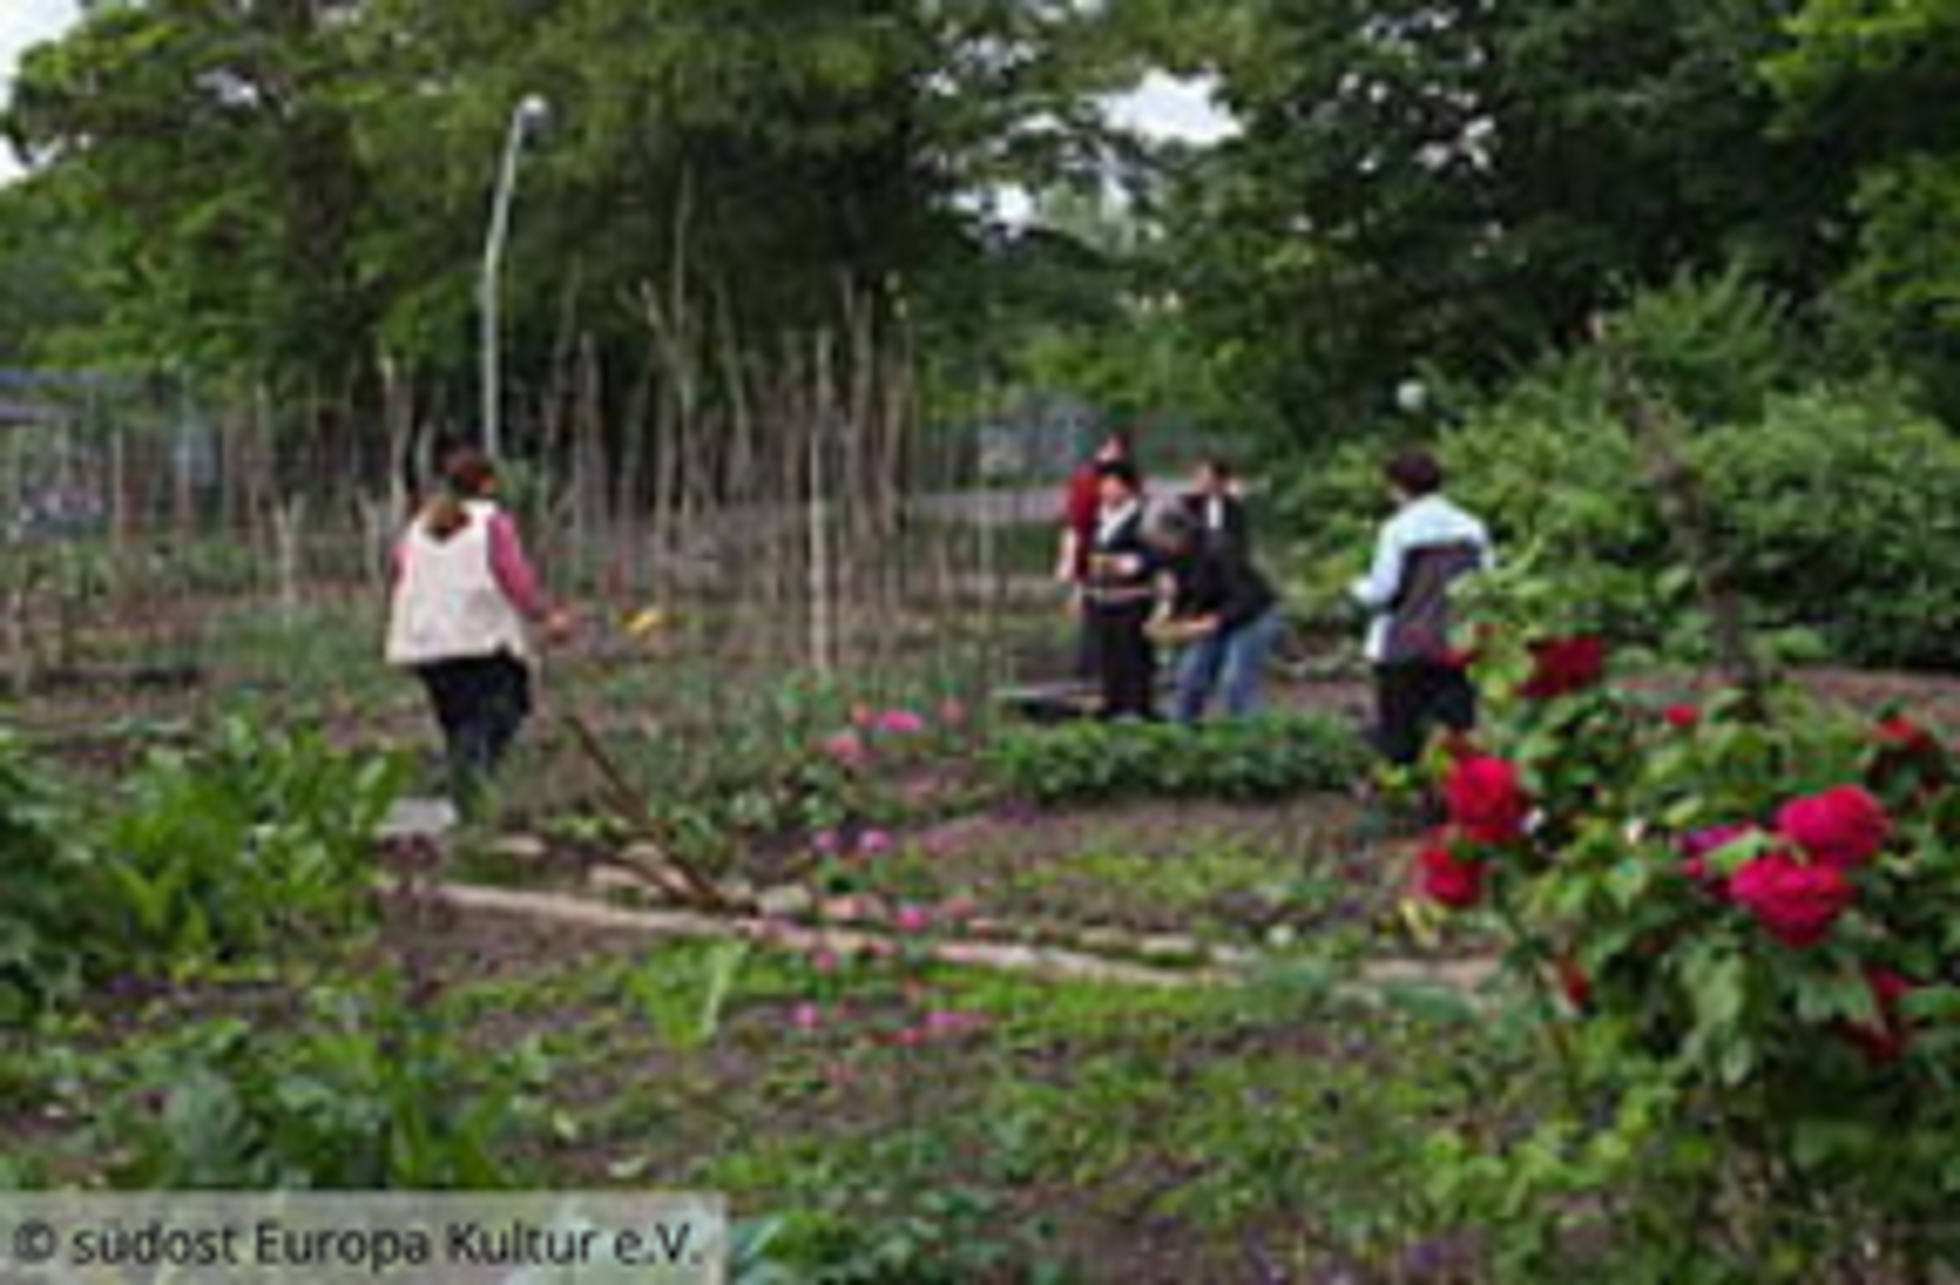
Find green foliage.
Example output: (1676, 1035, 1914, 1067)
(1163, 0, 1834, 440)
(104, 973, 533, 1190)
(1701, 386, 1960, 665)
(100, 719, 405, 971)
(987, 714, 1365, 805)
(624, 942, 751, 1054)
(2, 0, 1125, 398)
(611, 676, 977, 864)
(1769, 0, 1960, 414)
(1411, 638, 1960, 1277)
(1288, 275, 1960, 667)
(0, 731, 98, 1019)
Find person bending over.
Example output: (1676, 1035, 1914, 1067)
(1183, 457, 1253, 555)
(1147, 508, 1284, 723)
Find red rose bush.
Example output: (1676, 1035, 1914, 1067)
(1403, 626, 1960, 1276)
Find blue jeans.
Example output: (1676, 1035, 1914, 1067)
(1175, 608, 1284, 724)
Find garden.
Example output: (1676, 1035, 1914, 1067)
(9, 1, 1960, 1282)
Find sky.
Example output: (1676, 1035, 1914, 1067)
(0, 1, 1234, 182)
(0, 0, 78, 180)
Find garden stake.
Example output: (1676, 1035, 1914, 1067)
(1596, 317, 1772, 719)
(563, 709, 747, 914)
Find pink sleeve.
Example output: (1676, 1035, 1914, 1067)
(487, 513, 551, 620)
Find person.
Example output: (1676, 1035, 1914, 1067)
(1351, 448, 1492, 766)
(1056, 431, 1135, 679)
(1183, 457, 1252, 555)
(1147, 507, 1284, 723)
(1082, 459, 1159, 720)
(386, 447, 572, 805)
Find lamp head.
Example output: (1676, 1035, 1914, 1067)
(515, 94, 551, 135)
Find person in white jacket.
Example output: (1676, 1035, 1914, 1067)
(1351, 448, 1493, 765)
(386, 447, 572, 804)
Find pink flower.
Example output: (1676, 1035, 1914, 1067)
(822, 732, 870, 770)
(850, 704, 877, 730)
(874, 709, 929, 736)
(890, 1027, 927, 1049)
(924, 1010, 988, 1037)
(938, 699, 970, 729)
(858, 829, 895, 858)
(812, 829, 844, 857)
(938, 896, 979, 923)
(812, 950, 841, 975)
(894, 904, 934, 935)
(791, 1002, 823, 1033)
(1777, 787, 1892, 871)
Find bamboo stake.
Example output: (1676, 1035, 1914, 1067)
(1595, 317, 1770, 715)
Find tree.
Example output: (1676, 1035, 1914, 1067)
(3, 0, 1130, 431)
(1156, 0, 1846, 448)
(1768, 0, 1960, 412)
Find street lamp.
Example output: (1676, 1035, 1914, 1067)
(480, 93, 551, 460)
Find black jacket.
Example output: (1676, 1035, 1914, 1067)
(1171, 542, 1278, 634)
(1183, 492, 1252, 555)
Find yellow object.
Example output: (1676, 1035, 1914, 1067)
(1397, 897, 1445, 948)
(625, 608, 670, 638)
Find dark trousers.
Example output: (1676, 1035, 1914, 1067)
(417, 653, 533, 804)
(1091, 601, 1157, 721)
(1073, 608, 1102, 682)
(1374, 661, 1477, 766)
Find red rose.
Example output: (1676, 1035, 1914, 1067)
(1776, 787, 1892, 870)
(1679, 824, 1758, 893)
(1663, 704, 1702, 731)
(1870, 716, 1949, 796)
(1556, 956, 1592, 1012)
(1876, 717, 1938, 756)
(1728, 851, 1855, 949)
(1842, 967, 1917, 1064)
(1419, 839, 1486, 910)
(1520, 636, 1608, 700)
(1446, 756, 1531, 846)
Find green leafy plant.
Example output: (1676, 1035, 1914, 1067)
(103, 972, 535, 1190)
(986, 715, 1366, 806)
(625, 941, 751, 1053)
(99, 717, 405, 971)
(0, 731, 102, 1019)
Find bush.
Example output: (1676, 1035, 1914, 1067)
(1283, 275, 1960, 667)
(1406, 636, 1960, 1277)
(1703, 389, 1960, 665)
(987, 715, 1366, 805)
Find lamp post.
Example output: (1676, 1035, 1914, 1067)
(480, 93, 551, 460)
